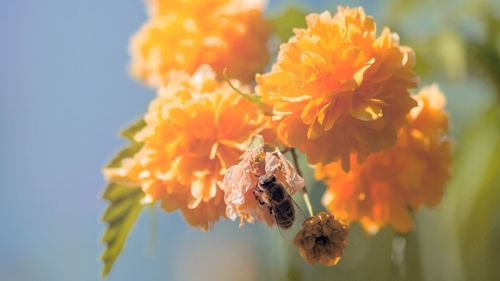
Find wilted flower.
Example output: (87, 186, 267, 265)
(294, 212, 348, 266)
(130, 0, 270, 87)
(256, 6, 418, 170)
(222, 149, 305, 227)
(316, 85, 452, 233)
(104, 66, 268, 230)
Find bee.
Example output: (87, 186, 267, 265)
(253, 175, 296, 229)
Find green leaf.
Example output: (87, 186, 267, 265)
(457, 106, 500, 280)
(106, 142, 143, 168)
(101, 183, 145, 277)
(106, 118, 146, 169)
(120, 118, 146, 141)
(436, 30, 466, 79)
(269, 7, 308, 41)
(223, 68, 264, 107)
(247, 135, 265, 151)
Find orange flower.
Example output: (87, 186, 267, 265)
(294, 212, 349, 266)
(104, 66, 268, 230)
(146, 0, 267, 18)
(256, 6, 418, 169)
(130, 0, 270, 87)
(315, 85, 452, 233)
(222, 148, 304, 227)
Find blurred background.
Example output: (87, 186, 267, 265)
(1, 0, 499, 280)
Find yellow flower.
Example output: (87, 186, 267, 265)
(256, 6, 418, 169)
(104, 66, 268, 230)
(293, 212, 349, 266)
(315, 85, 452, 234)
(130, 0, 270, 87)
(222, 149, 305, 227)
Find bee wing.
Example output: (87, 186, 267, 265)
(274, 194, 307, 241)
(289, 194, 307, 226)
(275, 218, 288, 239)
(274, 216, 296, 240)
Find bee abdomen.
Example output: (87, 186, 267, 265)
(277, 217, 295, 229)
(275, 200, 295, 229)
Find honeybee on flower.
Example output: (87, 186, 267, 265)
(101, 1, 457, 275)
(104, 66, 269, 230)
(222, 148, 305, 228)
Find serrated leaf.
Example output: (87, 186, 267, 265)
(108, 118, 145, 167)
(101, 183, 145, 277)
(106, 142, 143, 168)
(121, 118, 146, 141)
(269, 7, 308, 41)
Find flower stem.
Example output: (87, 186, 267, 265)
(290, 148, 303, 176)
(302, 192, 314, 218)
(391, 234, 407, 280)
(290, 148, 314, 217)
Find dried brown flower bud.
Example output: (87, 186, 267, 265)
(293, 212, 348, 266)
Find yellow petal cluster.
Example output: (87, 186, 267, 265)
(146, 0, 267, 18)
(130, 0, 270, 87)
(105, 66, 268, 230)
(257, 6, 418, 169)
(315, 85, 452, 233)
(293, 212, 349, 266)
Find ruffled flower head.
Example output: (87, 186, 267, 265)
(131, 0, 270, 87)
(146, 0, 268, 17)
(256, 6, 418, 170)
(104, 66, 268, 230)
(316, 85, 452, 233)
(222, 149, 305, 227)
(294, 212, 349, 266)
